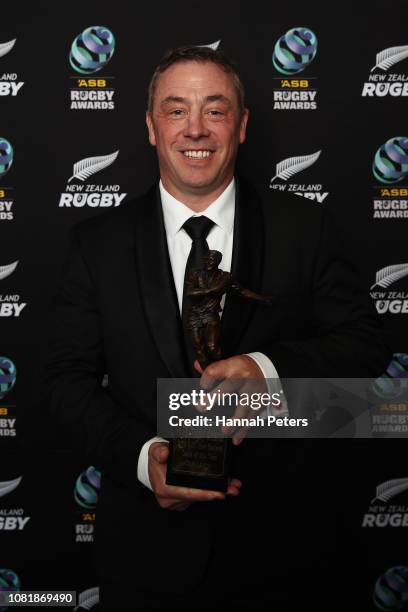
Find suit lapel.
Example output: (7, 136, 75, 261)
(134, 182, 189, 377)
(220, 176, 265, 358)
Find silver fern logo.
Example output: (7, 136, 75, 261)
(362, 44, 408, 97)
(370, 263, 408, 314)
(372, 479, 408, 503)
(0, 261, 18, 281)
(0, 39, 16, 59)
(269, 149, 328, 203)
(371, 46, 408, 72)
(371, 264, 408, 290)
(68, 151, 119, 182)
(0, 39, 24, 97)
(73, 587, 99, 610)
(0, 476, 21, 499)
(271, 150, 321, 183)
(0, 476, 30, 531)
(59, 150, 126, 209)
(196, 40, 220, 50)
(363, 477, 408, 527)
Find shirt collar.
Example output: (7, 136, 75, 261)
(159, 178, 235, 239)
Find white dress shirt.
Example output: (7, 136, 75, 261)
(137, 177, 286, 490)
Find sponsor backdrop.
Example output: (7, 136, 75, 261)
(0, 0, 407, 608)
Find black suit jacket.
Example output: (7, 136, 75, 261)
(37, 176, 392, 592)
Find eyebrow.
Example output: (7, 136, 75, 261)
(160, 94, 233, 107)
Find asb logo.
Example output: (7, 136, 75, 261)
(0, 39, 24, 98)
(0, 139, 13, 180)
(373, 566, 408, 611)
(0, 568, 20, 612)
(272, 27, 318, 111)
(0, 358, 16, 399)
(59, 150, 126, 208)
(362, 44, 408, 97)
(74, 466, 101, 509)
(69, 26, 116, 110)
(272, 27, 317, 75)
(372, 353, 408, 401)
(70, 26, 115, 74)
(373, 137, 408, 184)
(269, 149, 328, 203)
(370, 264, 408, 314)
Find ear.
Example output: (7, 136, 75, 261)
(146, 111, 157, 146)
(239, 108, 249, 145)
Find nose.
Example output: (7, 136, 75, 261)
(183, 109, 210, 140)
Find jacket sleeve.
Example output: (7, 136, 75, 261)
(36, 224, 155, 493)
(259, 206, 393, 378)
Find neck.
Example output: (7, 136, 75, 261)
(161, 175, 234, 212)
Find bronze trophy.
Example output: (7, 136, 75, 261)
(166, 250, 273, 492)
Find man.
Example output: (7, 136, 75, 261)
(38, 46, 391, 610)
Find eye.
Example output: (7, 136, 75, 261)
(170, 109, 186, 117)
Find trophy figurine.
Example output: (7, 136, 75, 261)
(166, 250, 273, 492)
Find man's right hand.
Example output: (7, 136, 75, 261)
(148, 442, 242, 511)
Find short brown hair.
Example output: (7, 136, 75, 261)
(147, 46, 246, 114)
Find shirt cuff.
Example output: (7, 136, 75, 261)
(245, 352, 289, 417)
(137, 436, 168, 491)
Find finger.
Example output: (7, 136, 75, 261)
(194, 360, 204, 374)
(232, 426, 249, 445)
(196, 377, 242, 413)
(226, 478, 243, 496)
(200, 360, 231, 390)
(221, 402, 254, 435)
(163, 484, 226, 503)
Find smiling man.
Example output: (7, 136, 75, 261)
(39, 46, 392, 610)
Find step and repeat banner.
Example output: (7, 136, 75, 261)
(0, 1, 407, 609)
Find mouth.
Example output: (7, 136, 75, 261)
(180, 149, 215, 160)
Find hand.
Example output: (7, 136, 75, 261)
(194, 355, 268, 445)
(148, 442, 242, 511)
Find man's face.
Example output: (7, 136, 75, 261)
(146, 61, 248, 198)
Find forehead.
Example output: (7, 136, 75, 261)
(155, 61, 236, 101)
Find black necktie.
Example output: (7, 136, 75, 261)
(181, 216, 215, 374)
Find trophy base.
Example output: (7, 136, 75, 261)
(166, 437, 232, 493)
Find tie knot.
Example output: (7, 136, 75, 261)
(182, 216, 214, 241)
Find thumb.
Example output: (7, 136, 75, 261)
(194, 359, 204, 374)
(151, 443, 169, 464)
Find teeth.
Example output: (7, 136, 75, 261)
(183, 150, 211, 158)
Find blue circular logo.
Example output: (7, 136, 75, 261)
(70, 26, 115, 74)
(0, 569, 20, 612)
(373, 137, 408, 184)
(273, 27, 317, 75)
(0, 139, 13, 180)
(0, 357, 16, 400)
(374, 566, 408, 611)
(74, 466, 101, 509)
(372, 353, 408, 400)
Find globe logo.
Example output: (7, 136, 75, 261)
(69, 26, 115, 74)
(273, 27, 317, 75)
(372, 353, 408, 400)
(74, 466, 101, 509)
(0, 139, 13, 180)
(0, 357, 16, 400)
(374, 566, 408, 611)
(373, 137, 408, 184)
(0, 569, 20, 612)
